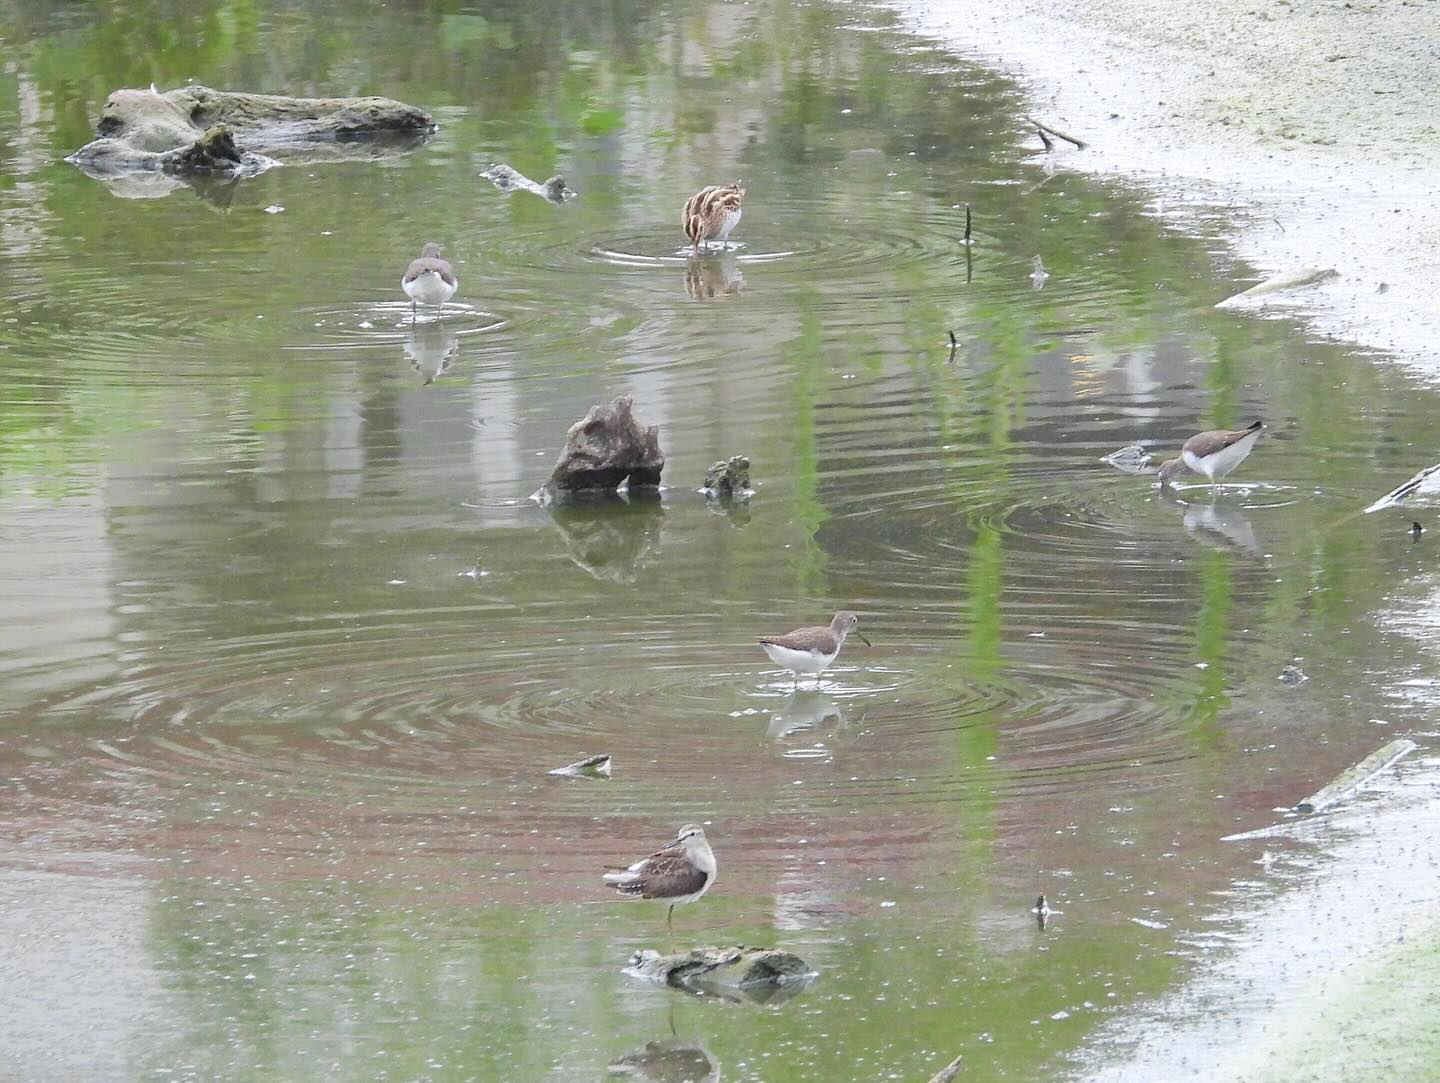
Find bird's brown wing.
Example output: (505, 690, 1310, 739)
(683, 186, 720, 244)
(758, 626, 837, 653)
(1183, 422, 1262, 458)
(404, 257, 457, 286)
(631, 849, 710, 900)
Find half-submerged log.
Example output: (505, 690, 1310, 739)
(548, 753, 612, 779)
(68, 84, 434, 180)
(479, 163, 577, 203)
(1295, 738, 1418, 814)
(625, 946, 815, 1002)
(543, 395, 664, 496)
(1215, 266, 1338, 307)
(1364, 462, 1440, 513)
(927, 1054, 965, 1083)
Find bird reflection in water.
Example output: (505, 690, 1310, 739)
(1168, 490, 1264, 559)
(608, 1038, 719, 1082)
(403, 321, 460, 385)
(684, 251, 743, 301)
(766, 689, 843, 741)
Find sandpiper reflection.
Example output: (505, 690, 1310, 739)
(403, 321, 459, 385)
(766, 689, 843, 740)
(1172, 492, 1263, 558)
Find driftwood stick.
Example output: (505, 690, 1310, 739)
(1295, 738, 1418, 814)
(1024, 115, 1087, 149)
(928, 1054, 964, 1083)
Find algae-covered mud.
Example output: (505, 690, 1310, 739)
(1, 1, 1437, 1080)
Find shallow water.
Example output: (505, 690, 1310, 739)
(2, 2, 1438, 1080)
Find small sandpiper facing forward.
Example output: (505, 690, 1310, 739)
(604, 823, 717, 932)
(401, 242, 458, 318)
(1158, 421, 1265, 490)
(759, 611, 869, 688)
(683, 182, 746, 250)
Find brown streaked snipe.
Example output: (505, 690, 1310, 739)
(682, 182, 746, 250)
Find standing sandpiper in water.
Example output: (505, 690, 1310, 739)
(604, 824, 717, 932)
(759, 611, 870, 688)
(1158, 421, 1265, 490)
(683, 182, 746, 250)
(401, 242, 458, 319)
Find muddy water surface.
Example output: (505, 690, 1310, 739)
(2, 2, 1437, 1080)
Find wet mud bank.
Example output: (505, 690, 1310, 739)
(887, 0, 1440, 377)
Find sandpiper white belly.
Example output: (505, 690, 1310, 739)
(761, 641, 836, 676)
(402, 269, 456, 307)
(1185, 427, 1262, 481)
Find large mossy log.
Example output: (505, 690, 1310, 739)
(68, 84, 435, 178)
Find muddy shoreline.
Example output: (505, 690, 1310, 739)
(888, 0, 1440, 377)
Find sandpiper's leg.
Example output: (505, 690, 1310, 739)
(667, 905, 674, 933)
(411, 299, 417, 322)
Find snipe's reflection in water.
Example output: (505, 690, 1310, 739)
(684, 251, 744, 301)
(545, 491, 664, 583)
(402, 320, 459, 385)
(608, 1038, 719, 1082)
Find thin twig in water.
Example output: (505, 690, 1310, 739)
(1024, 115, 1087, 149)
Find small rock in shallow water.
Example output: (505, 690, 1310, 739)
(1278, 664, 1308, 686)
(702, 455, 751, 499)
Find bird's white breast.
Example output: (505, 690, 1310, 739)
(403, 270, 457, 306)
(762, 641, 836, 674)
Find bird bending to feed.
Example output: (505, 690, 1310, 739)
(759, 610, 870, 687)
(683, 182, 746, 250)
(604, 823, 717, 932)
(1158, 421, 1264, 489)
(401, 242, 458, 318)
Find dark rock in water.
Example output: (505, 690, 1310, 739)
(167, 125, 242, 173)
(607, 1039, 718, 1082)
(624, 946, 815, 1002)
(545, 395, 664, 495)
(702, 455, 751, 499)
(479, 163, 578, 203)
(68, 84, 433, 181)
